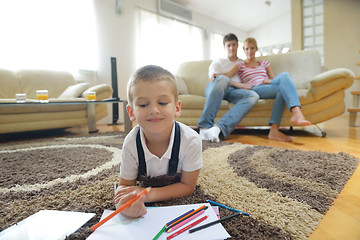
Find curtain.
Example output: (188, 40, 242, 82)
(136, 9, 203, 74)
(0, 0, 97, 74)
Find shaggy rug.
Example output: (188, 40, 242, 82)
(0, 132, 359, 240)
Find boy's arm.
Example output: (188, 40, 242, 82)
(112, 170, 200, 218)
(145, 169, 200, 202)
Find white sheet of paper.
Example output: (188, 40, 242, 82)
(87, 203, 230, 240)
(0, 210, 95, 240)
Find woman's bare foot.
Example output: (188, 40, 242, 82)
(268, 125, 294, 142)
(290, 106, 311, 126)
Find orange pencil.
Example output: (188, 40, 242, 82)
(91, 187, 151, 231)
(166, 205, 206, 230)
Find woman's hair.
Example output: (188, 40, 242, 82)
(127, 65, 178, 106)
(243, 37, 258, 50)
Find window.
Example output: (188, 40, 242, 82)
(136, 9, 203, 73)
(302, 0, 324, 64)
(209, 32, 224, 60)
(0, 0, 97, 74)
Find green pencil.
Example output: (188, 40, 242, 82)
(152, 225, 166, 240)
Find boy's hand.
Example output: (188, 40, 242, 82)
(113, 185, 141, 203)
(113, 186, 147, 218)
(115, 191, 147, 218)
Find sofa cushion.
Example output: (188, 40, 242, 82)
(59, 83, 90, 98)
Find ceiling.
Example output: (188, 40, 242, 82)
(172, 0, 291, 32)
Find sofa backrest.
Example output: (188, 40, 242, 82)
(0, 69, 77, 99)
(176, 60, 212, 96)
(176, 49, 322, 96)
(256, 49, 322, 89)
(17, 70, 76, 98)
(0, 69, 22, 98)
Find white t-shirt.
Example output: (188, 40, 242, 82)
(208, 58, 242, 83)
(120, 121, 203, 180)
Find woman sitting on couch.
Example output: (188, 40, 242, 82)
(220, 37, 311, 142)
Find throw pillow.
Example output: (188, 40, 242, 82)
(59, 83, 90, 98)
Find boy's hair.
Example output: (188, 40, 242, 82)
(127, 65, 178, 106)
(223, 33, 238, 46)
(244, 37, 258, 50)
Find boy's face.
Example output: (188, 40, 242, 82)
(127, 79, 181, 136)
(224, 40, 238, 59)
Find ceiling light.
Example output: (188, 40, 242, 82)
(282, 48, 290, 53)
(272, 48, 280, 54)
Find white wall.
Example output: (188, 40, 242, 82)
(292, 0, 360, 111)
(93, 0, 246, 123)
(249, 12, 292, 49)
(323, 0, 360, 111)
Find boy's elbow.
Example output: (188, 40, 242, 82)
(178, 182, 197, 198)
(185, 183, 197, 197)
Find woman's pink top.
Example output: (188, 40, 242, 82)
(237, 60, 270, 87)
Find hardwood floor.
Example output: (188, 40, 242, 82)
(2, 115, 359, 239)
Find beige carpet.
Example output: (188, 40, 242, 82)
(0, 132, 358, 239)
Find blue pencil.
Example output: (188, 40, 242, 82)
(165, 209, 194, 227)
(207, 200, 251, 216)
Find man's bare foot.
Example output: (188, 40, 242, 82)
(268, 125, 294, 142)
(290, 107, 311, 126)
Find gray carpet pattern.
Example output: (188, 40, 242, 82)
(0, 132, 358, 239)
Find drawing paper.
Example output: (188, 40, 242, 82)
(87, 203, 230, 240)
(0, 210, 95, 240)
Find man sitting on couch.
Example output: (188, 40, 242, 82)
(198, 33, 259, 142)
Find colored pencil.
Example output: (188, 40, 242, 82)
(207, 200, 251, 216)
(167, 215, 208, 240)
(167, 209, 205, 233)
(152, 225, 166, 240)
(189, 212, 241, 233)
(165, 209, 194, 227)
(165, 205, 207, 232)
(91, 187, 150, 231)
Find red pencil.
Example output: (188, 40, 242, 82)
(91, 187, 150, 231)
(166, 215, 208, 240)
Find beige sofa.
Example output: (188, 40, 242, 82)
(175, 50, 354, 135)
(0, 69, 113, 134)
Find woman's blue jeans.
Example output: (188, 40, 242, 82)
(197, 75, 259, 138)
(252, 72, 301, 125)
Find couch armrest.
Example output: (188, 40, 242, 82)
(82, 84, 113, 101)
(309, 68, 354, 101)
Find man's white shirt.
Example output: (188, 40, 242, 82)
(208, 58, 242, 83)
